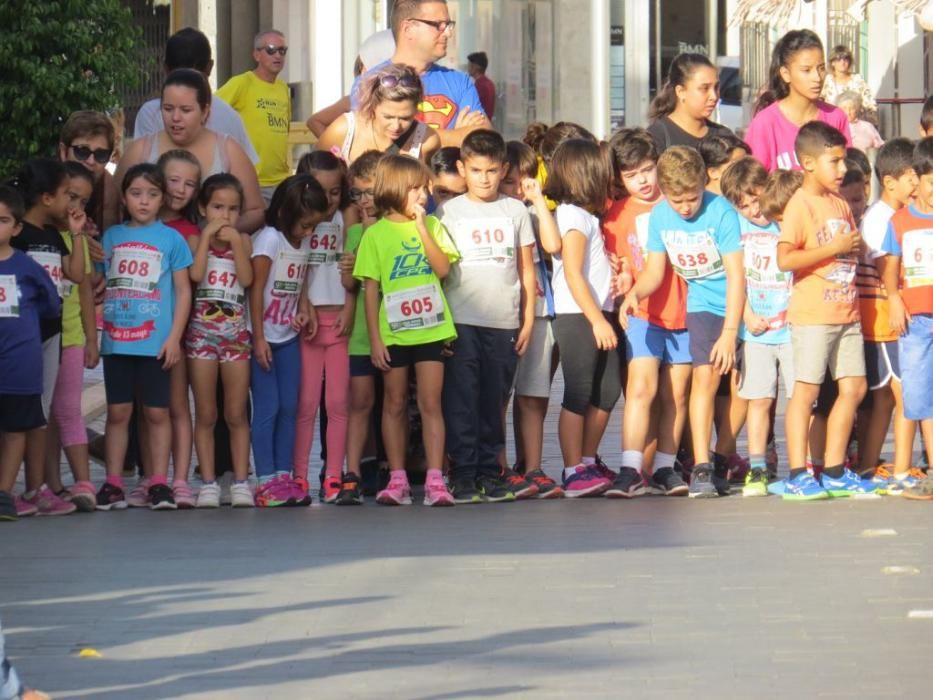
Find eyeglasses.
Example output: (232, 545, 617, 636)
(379, 74, 420, 89)
(349, 187, 375, 202)
(408, 18, 456, 33)
(261, 45, 288, 56)
(70, 144, 113, 165)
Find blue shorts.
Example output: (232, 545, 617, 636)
(898, 314, 933, 420)
(624, 316, 691, 365)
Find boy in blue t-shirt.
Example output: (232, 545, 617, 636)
(0, 187, 61, 521)
(620, 146, 745, 498)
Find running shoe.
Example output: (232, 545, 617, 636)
(821, 468, 880, 498)
(476, 474, 516, 503)
(172, 480, 196, 509)
(0, 490, 18, 521)
(254, 475, 293, 508)
(888, 468, 928, 496)
(866, 464, 894, 494)
(149, 483, 177, 510)
(336, 473, 363, 506)
(423, 474, 455, 507)
(69, 481, 97, 513)
(450, 478, 483, 504)
(321, 475, 342, 504)
(648, 466, 689, 496)
(15, 497, 38, 517)
(197, 482, 221, 508)
(688, 465, 718, 499)
(95, 482, 128, 511)
(376, 471, 412, 505)
(605, 467, 648, 498)
(903, 472, 933, 500)
(742, 469, 769, 498)
(230, 482, 254, 508)
(782, 471, 829, 501)
(562, 465, 611, 498)
(126, 478, 151, 508)
(726, 453, 750, 484)
(501, 467, 538, 499)
(525, 469, 564, 499)
(289, 476, 312, 506)
(593, 455, 618, 482)
(24, 486, 76, 516)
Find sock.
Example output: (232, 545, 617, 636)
(654, 452, 676, 471)
(620, 450, 644, 472)
(106, 474, 124, 489)
(823, 464, 845, 478)
(234, 479, 248, 484)
(581, 456, 596, 465)
(788, 467, 808, 480)
(895, 472, 911, 481)
(202, 480, 216, 485)
(258, 474, 275, 485)
(749, 454, 767, 472)
(564, 465, 580, 479)
(149, 474, 167, 486)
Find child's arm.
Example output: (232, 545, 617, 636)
(617, 252, 666, 328)
(414, 206, 452, 279)
(709, 252, 745, 374)
(516, 243, 536, 355)
(295, 268, 317, 340)
(250, 255, 273, 370)
(562, 230, 617, 350)
(879, 253, 909, 335)
(339, 251, 358, 292)
(63, 209, 88, 284)
(159, 268, 192, 369)
(78, 276, 99, 369)
(523, 179, 561, 254)
(336, 289, 356, 337)
(188, 226, 214, 283)
(776, 229, 862, 272)
(364, 278, 391, 370)
(231, 232, 254, 289)
(743, 298, 769, 336)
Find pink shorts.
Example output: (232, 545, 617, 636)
(185, 327, 251, 363)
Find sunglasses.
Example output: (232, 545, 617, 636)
(380, 74, 420, 89)
(408, 18, 456, 33)
(71, 144, 113, 165)
(349, 187, 375, 202)
(261, 45, 288, 56)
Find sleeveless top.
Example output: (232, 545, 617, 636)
(339, 112, 429, 162)
(144, 131, 230, 176)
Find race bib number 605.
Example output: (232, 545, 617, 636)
(384, 283, 445, 331)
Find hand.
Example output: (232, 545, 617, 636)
(592, 317, 618, 351)
(67, 207, 88, 235)
(82, 217, 100, 239)
(888, 293, 911, 336)
(84, 340, 100, 369)
(521, 178, 544, 203)
(201, 219, 225, 240)
(92, 273, 107, 304)
(709, 332, 736, 375)
(833, 227, 863, 256)
(254, 337, 273, 371)
(371, 338, 391, 372)
(410, 202, 427, 225)
(86, 235, 105, 264)
(157, 338, 181, 369)
(743, 311, 769, 336)
(453, 105, 487, 130)
(215, 225, 240, 245)
(339, 251, 356, 276)
(607, 252, 622, 276)
(515, 323, 533, 356)
(617, 293, 638, 331)
(441, 342, 454, 358)
(335, 304, 354, 337)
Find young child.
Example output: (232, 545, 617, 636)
(840, 162, 868, 226)
(9, 159, 88, 516)
(249, 175, 329, 507)
(920, 96, 933, 138)
(881, 136, 933, 499)
(95, 163, 193, 511)
(620, 146, 745, 498)
(699, 134, 751, 195)
(543, 139, 621, 497)
(353, 154, 458, 507)
(720, 158, 795, 496)
(0, 186, 61, 521)
(838, 92, 883, 153)
(187, 174, 254, 508)
(430, 147, 467, 208)
(746, 29, 852, 172)
(294, 152, 353, 503)
(436, 129, 537, 503)
(776, 121, 872, 500)
(607, 128, 690, 497)
(341, 150, 385, 505)
(854, 139, 918, 490)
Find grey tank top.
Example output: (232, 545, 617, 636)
(145, 131, 230, 176)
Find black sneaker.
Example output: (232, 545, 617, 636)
(476, 474, 516, 503)
(501, 467, 538, 499)
(336, 473, 363, 506)
(688, 464, 718, 499)
(0, 490, 17, 521)
(95, 482, 128, 511)
(712, 467, 732, 496)
(605, 467, 648, 498)
(450, 478, 483, 504)
(648, 467, 689, 496)
(149, 483, 177, 511)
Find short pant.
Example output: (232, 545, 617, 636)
(387, 341, 446, 369)
(863, 340, 899, 390)
(103, 354, 171, 408)
(350, 354, 378, 378)
(738, 341, 794, 400)
(624, 316, 691, 365)
(790, 322, 866, 384)
(185, 326, 251, 363)
(687, 311, 740, 368)
(898, 314, 933, 420)
(0, 393, 46, 432)
(514, 317, 555, 398)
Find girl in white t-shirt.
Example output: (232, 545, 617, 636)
(543, 139, 621, 498)
(249, 175, 329, 507)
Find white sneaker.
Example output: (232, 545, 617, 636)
(230, 482, 254, 508)
(196, 482, 221, 508)
(218, 472, 233, 505)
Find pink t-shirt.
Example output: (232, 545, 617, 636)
(746, 101, 853, 172)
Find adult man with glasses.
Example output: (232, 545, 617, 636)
(218, 30, 291, 203)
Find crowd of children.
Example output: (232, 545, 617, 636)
(5, 28, 933, 520)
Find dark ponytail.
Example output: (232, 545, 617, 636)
(6, 158, 67, 210)
(754, 29, 824, 115)
(649, 53, 715, 122)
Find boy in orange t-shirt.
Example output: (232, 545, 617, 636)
(776, 121, 872, 500)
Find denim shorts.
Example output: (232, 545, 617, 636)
(898, 314, 933, 420)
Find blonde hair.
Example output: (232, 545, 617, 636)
(657, 146, 705, 195)
(374, 154, 432, 216)
(759, 169, 803, 221)
(356, 63, 423, 121)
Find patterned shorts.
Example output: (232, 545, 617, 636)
(185, 325, 252, 363)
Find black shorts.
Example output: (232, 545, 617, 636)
(687, 311, 741, 369)
(350, 354, 378, 378)
(103, 354, 171, 408)
(864, 340, 900, 390)
(0, 393, 45, 432)
(387, 341, 446, 369)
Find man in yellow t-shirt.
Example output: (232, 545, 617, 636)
(217, 30, 291, 202)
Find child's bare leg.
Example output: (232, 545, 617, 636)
(516, 395, 548, 470)
(787, 382, 821, 470)
(824, 376, 868, 467)
(382, 367, 410, 472)
(105, 403, 133, 478)
(347, 376, 375, 477)
(689, 365, 720, 465)
(189, 359, 219, 482)
(143, 406, 172, 479)
(221, 361, 251, 482)
(859, 385, 894, 473)
(890, 380, 915, 476)
(169, 361, 192, 482)
(414, 361, 446, 470)
(0, 432, 26, 493)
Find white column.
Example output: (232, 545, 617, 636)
(310, 0, 344, 107)
(624, 0, 650, 126)
(590, 0, 610, 138)
(198, 0, 218, 89)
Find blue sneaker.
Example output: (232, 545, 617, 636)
(767, 479, 786, 496)
(885, 468, 926, 496)
(821, 468, 879, 498)
(782, 471, 829, 501)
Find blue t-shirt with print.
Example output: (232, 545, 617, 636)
(738, 215, 791, 344)
(99, 221, 193, 357)
(646, 192, 742, 316)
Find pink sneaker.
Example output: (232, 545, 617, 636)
(254, 474, 293, 508)
(376, 471, 412, 505)
(69, 481, 97, 513)
(172, 480, 197, 509)
(16, 497, 38, 517)
(321, 475, 342, 504)
(24, 485, 77, 516)
(726, 454, 750, 484)
(562, 465, 611, 498)
(423, 475, 455, 507)
(127, 478, 151, 507)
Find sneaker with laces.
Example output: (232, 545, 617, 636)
(867, 464, 895, 494)
(126, 478, 151, 508)
(230, 482, 254, 507)
(688, 465, 718, 499)
(69, 481, 97, 513)
(15, 496, 38, 517)
(450, 478, 483, 504)
(562, 465, 611, 498)
(886, 467, 926, 495)
(605, 467, 648, 498)
(501, 467, 538, 499)
(172, 480, 196, 509)
(648, 467, 689, 496)
(423, 475, 455, 507)
(321, 475, 342, 504)
(291, 476, 313, 506)
(336, 473, 363, 506)
(197, 482, 221, 508)
(821, 468, 879, 498)
(593, 456, 618, 482)
(476, 474, 516, 503)
(376, 471, 412, 505)
(783, 471, 829, 501)
(726, 454, 750, 484)
(525, 469, 564, 499)
(742, 469, 769, 497)
(903, 471, 933, 500)
(149, 483, 177, 510)
(254, 475, 292, 508)
(0, 490, 18, 521)
(95, 482, 128, 511)
(24, 486, 77, 516)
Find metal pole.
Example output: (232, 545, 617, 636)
(591, 0, 610, 138)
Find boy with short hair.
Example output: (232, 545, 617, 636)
(619, 145, 745, 498)
(776, 121, 871, 500)
(437, 129, 537, 503)
(880, 136, 933, 499)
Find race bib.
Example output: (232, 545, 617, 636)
(197, 256, 245, 306)
(664, 230, 723, 279)
(454, 218, 515, 264)
(108, 246, 162, 293)
(902, 229, 933, 289)
(743, 236, 788, 286)
(0, 275, 18, 317)
(28, 251, 66, 297)
(308, 222, 342, 265)
(272, 247, 309, 296)
(384, 283, 445, 331)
